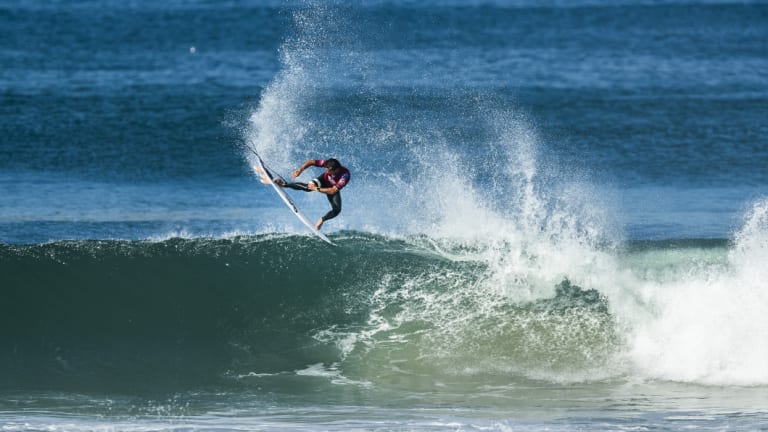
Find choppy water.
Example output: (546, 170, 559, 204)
(2, 0, 767, 430)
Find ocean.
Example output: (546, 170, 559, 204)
(2, 0, 768, 430)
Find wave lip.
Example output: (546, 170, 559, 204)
(627, 199, 768, 386)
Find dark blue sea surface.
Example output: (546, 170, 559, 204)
(2, 1, 768, 430)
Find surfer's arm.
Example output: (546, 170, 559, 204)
(292, 160, 317, 178)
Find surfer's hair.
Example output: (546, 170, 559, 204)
(325, 158, 340, 170)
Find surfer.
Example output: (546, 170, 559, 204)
(274, 158, 350, 230)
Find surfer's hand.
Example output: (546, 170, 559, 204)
(292, 169, 302, 178)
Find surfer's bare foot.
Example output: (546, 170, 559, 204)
(274, 178, 286, 186)
(315, 219, 324, 230)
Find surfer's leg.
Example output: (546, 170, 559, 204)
(315, 194, 341, 230)
(322, 193, 342, 221)
(281, 182, 312, 192)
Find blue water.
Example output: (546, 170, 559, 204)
(2, 0, 768, 430)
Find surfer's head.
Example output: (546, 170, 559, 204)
(325, 159, 341, 172)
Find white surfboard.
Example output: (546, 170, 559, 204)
(253, 153, 334, 245)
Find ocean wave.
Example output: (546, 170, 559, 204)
(3, 230, 765, 392)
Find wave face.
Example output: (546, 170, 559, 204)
(3, 223, 767, 393)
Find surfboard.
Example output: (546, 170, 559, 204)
(253, 153, 335, 245)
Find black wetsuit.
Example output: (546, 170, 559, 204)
(282, 160, 350, 223)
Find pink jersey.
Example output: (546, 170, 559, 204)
(315, 160, 350, 190)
